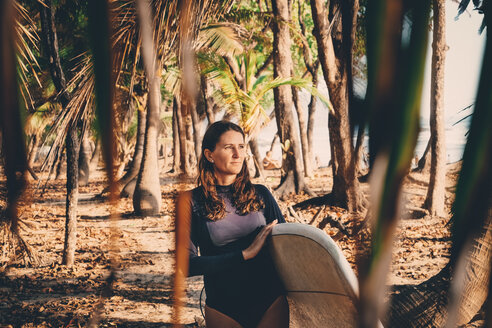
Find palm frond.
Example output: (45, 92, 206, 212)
(361, 1, 431, 327)
(196, 22, 249, 58)
(14, 1, 42, 112)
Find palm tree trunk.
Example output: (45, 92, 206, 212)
(249, 137, 265, 178)
(55, 148, 66, 180)
(132, 79, 162, 215)
(271, 0, 313, 199)
(133, 0, 162, 215)
(425, 0, 447, 217)
(270, 134, 279, 152)
(78, 131, 91, 186)
(307, 70, 319, 170)
(27, 134, 40, 168)
(185, 112, 196, 169)
(40, 0, 79, 266)
(292, 86, 312, 178)
(310, 0, 362, 211)
(172, 97, 181, 173)
(89, 138, 100, 170)
(174, 95, 193, 176)
(201, 75, 215, 125)
(63, 128, 79, 265)
(353, 122, 366, 175)
(415, 137, 432, 173)
(119, 105, 146, 197)
(189, 101, 202, 164)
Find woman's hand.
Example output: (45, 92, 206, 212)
(242, 220, 277, 261)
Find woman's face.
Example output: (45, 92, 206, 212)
(205, 130, 246, 179)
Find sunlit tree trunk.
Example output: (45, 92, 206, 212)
(249, 137, 264, 178)
(292, 87, 312, 177)
(55, 148, 66, 180)
(174, 95, 193, 176)
(298, 3, 319, 173)
(78, 131, 91, 186)
(425, 0, 447, 217)
(310, 0, 362, 211)
(190, 101, 201, 165)
(63, 127, 79, 265)
(40, 0, 79, 266)
(307, 71, 319, 170)
(27, 134, 40, 168)
(133, 0, 162, 215)
(415, 137, 432, 173)
(120, 104, 146, 197)
(201, 75, 215, 125)
(353, 123, 366, 175)
(271, 0, 313, 199)
(90, 138, 100, 170)
(172, 97, 181, 173)
(133, 81, 162, 214)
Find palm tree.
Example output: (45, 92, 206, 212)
(309, 0, 363, 212)
(360, 1, 492, 326)
(38, 0, 82, 267)
(271, 0, 317, 198)
(0, 0, 37, 267)
(425, 0, 447, 217)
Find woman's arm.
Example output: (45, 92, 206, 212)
(188, 242, 244, 276)
(178, 190, 246, 276)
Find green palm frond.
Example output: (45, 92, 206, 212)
(361, 1, 431, 326)
(202, 45, 332, 135)
(162, 65, 181, 97)
(196, 22, 249, 57)
(255, 76, 332, 113)
(244, 50, 257, 91)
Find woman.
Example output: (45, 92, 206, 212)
(177, 121, 289, 328)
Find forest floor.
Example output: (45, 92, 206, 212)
(0, 163, 460, 328)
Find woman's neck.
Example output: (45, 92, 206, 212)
(214, 172, 237, 186)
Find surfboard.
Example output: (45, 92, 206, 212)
(269, 223, 379, 327)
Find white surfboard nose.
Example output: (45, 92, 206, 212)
(270, 223, 384, 328)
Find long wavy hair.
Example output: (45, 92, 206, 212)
(198, 121, 264, 221)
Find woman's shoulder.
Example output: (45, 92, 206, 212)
(176, 187, 203, 204)
(252, 184, 274, 198)
(189, 186, 202, 196)
(188, 186, 207, 214)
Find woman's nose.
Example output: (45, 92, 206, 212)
(232, 146, 243, 158)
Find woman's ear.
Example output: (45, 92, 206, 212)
(203, 149, 214, 163)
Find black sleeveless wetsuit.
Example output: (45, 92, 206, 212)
(186, 184, 285, 327)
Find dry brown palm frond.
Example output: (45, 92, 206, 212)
(39, 54, 94, 178)
(14, 0, 42, 112)
(0, 208, 41, 270)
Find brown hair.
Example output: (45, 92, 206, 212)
(198, 121, 263, 221)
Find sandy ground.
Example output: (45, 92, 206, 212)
(0, 164, 457, 327)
